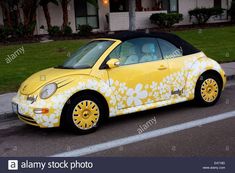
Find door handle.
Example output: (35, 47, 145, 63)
(158, 65, 167, 70)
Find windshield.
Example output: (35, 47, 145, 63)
(59, 40, 114, 69)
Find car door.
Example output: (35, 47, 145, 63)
(157, 38, 188, 98)
(106, 37, 171, 110)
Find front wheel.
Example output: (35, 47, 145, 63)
(65, 95, 105, 134)
(194, 73, 222, 106)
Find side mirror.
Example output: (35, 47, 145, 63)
(106, 58, 120, 69)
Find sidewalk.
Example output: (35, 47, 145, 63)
(0, 62, 235, 118)
(0, 92, 17, 120)
(221, 62, 235, 81)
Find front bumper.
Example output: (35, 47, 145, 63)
(12, 92, 62, 128)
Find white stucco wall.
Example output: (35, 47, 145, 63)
(0, 0, 232, 34)
(97, 0, 109, 32)
(178, 0, 230, 25)
(108, 0, 231, 31)
(109, 11, 167, 31)
(178, 0, 197, 25)
(142, 0, 155, 10)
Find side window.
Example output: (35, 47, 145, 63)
(110, 42, 137, 65)
(157, 38, 183, 59)
(109, 37, 163, 66)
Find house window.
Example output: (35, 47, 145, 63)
(214, 0, 222, 8)
(109, 0, 178, 12)
(74, 0, 99, 29)
(169, 0, 178, 12)
(110, 0, 129, 12)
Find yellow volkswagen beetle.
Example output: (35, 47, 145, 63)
(12, 32, 226, 133)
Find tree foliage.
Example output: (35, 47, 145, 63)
(150, 13, 183, 28)
(228, 0, 235, 23)
(39, 0, 58, 29)
(189, 7, 224, 25)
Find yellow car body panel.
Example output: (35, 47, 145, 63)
(19, 68, 91, 95)
(12, 37, 227, 128)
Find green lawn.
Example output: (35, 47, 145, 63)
(174, 26, 235, 62)
(0, 40, 88, 93)
(0, 26, 235, 93)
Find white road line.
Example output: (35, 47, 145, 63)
(51, 110, 235, 157)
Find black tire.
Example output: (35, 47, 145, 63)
(194, 73, 222, 106)
(65, 94, 106, 134)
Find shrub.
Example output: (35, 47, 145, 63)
(0, 26, 12, 40)
(14, 23, 25, 37)
(77, 25, 92, 36)
(63, 25, 73, 35)
(150, 13, 183, 28)
(48, 26, 62, 36)
(228, 0, 235, 23)
(189, 7, 224, 25)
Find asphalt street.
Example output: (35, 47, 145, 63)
(0, 85, 234, 157)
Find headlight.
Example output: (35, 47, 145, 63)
(40, 83, 57, 99)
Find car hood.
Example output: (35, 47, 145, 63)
(20, 68, 91, 95)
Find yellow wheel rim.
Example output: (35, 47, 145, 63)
(201, 78, 219, 103)
(72, 100, 100, 130)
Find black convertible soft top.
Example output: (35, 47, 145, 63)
(104, 31, 200, 56)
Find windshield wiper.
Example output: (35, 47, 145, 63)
(55, 65, 91, 69)
(55, 65, 75, 69)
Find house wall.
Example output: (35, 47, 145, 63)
(108, 0, 231, 31)
(178, 0, 230, 25)
(109, 10, 167, 31)
(142, 0, 155, 10)
(0, 0, 232, 34)
(97, 0, 110, 32)
(178, 0, 197, 25)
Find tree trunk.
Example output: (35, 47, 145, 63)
(61, 0, 69, 28)
(42, 4, 51, 29)
(129, 0, 136, 31)
(0, 0, 12, 28)
(22, 0, 38, 36)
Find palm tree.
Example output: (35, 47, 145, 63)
(59, 0, 71, 29)
(0, 0, 21, 29)
(0, 0, 12, 28)
(39, 0, 58, 29)
(22, 0, 39, 35)
(129, 0, 136, 31)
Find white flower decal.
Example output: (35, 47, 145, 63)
(42, 114, 59, 127)
(127, 84, 148, 106)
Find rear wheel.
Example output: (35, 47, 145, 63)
(194, 73, 222, 106)
(65, 94, 105, 134)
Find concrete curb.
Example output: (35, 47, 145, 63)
(227, 75, 235, 81)
(0, 113, 17, 121)
(0, 75, 234, 122)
